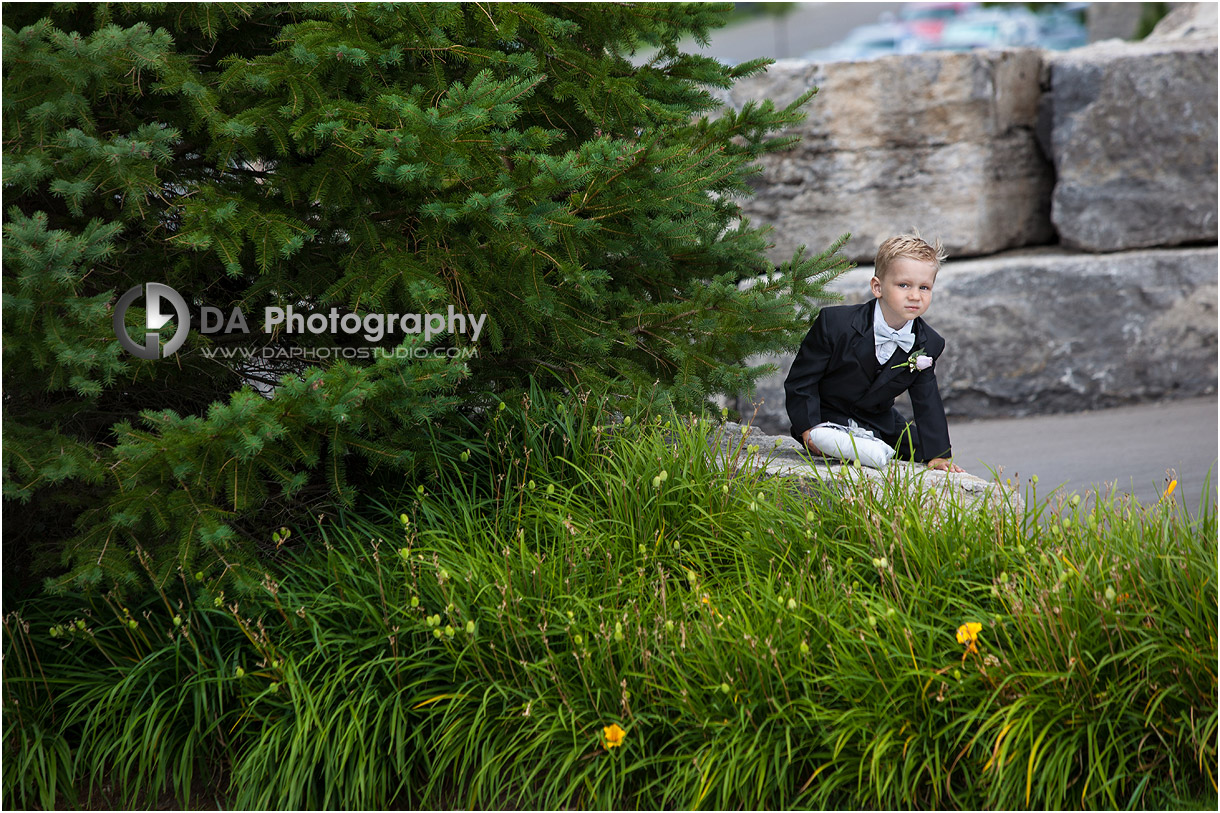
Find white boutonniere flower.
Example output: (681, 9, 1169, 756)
(893, 348, 933, 372)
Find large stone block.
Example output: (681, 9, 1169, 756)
(720, 50, 1054, 263)
(733, 247, 1217, 434)
(1045, 39, 1218, 251)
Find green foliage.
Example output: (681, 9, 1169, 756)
(4, 392, 1215, 809)
(2, 3, 850, 591)
(1135, 2, 1172, 39)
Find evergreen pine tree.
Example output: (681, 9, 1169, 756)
(2, 2, 848, 592)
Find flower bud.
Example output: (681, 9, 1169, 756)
(787, 598, 797, 611)
(444, 625, 454, 638)
(623, 416, 631, 425)
(799, 641, 810, 655)
(172, 615, 182, 627)
(528, 480, 535, 490)
(574, 634, 583, 645)
(236, 667, 245, 678)
(660, 470, 668, 482)
(410, 596, 419, 608)
(665, 620, 674, 632)
(652, 476, 662, 488)
(722, 484, 729, 494)
(460, 450, 470, 463)
(269, 682, 279, 693)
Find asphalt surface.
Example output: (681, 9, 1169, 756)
(679, 2, 906, 62)
(948, 396, 1218, 513)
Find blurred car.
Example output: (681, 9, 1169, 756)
(897, 2, 980, 44)
(934, 7, 1042, 51)
(803, 21, 923, 63)
(1037, 5, 1089, 50)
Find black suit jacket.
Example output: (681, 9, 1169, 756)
(784, 301, 952, 461)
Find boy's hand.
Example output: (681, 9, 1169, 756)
(801, 429, 827, 457)
(927, 457, 964, 473)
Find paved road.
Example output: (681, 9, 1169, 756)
(948, 396, 1218, 513)
(678, 2, 906, 62)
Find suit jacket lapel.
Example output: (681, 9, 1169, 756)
(849, 301, 878, 374)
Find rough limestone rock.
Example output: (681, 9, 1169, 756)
(1044, 35, 1218, 251)
(714, 422, 1024, 514)
(731, 246, 1217, 432)
(1146, 3, 1218, 41)
(718, 49, 1054, 264)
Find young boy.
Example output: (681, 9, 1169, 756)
(784, 233, 963, 472)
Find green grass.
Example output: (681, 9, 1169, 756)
(4, 388, 1216, 809)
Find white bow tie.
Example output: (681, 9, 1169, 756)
(874, 320, 915, 364)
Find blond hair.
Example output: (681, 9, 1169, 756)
(874, 232, 947, 281)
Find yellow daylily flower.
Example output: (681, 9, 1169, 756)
(602, 723, 626, 750)
(956, 622, 983, 657)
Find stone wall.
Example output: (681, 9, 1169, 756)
(722, 50, 1055, 265)
(722, 4, 1216, 264)
(723, 4, 1217, 428)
